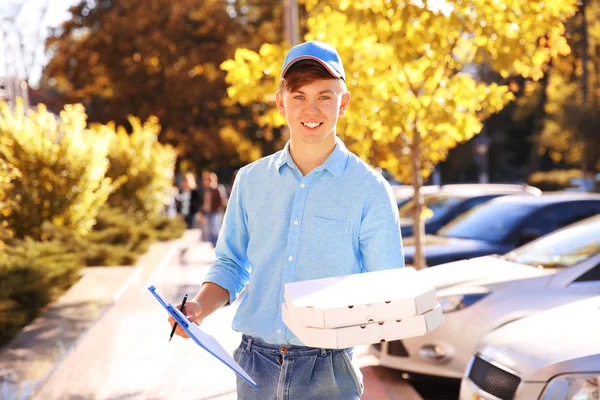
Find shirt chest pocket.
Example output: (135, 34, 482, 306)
(307, 217, 350, 267)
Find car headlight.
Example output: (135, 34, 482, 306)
(438, 293, 490, 313)
(540, 374, 600, 400)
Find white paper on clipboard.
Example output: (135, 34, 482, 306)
(148, 285, 258, 390)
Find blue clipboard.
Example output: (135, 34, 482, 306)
(148, 285, 258, 390)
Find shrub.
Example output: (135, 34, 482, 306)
(40, 207, 185, 266)
(528, 169, 582, 191)
(0, 101, 120, 240)
(0, 239, 82, 346)
(103, 116, 178, 220)
(149, 214, 187, 241)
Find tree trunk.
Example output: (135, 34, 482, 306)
(410, 126, 426, 270)
(580, 0, 591, 179)
(581, 0, 589, 106)
(526, 65, 551, 177)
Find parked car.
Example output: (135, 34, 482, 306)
(402, 193, 600, 267)
(392, 184, 441, 207)
(398, 184, 541, 238)
(460, 296, 600, 400)
(370, 214, 600, 379)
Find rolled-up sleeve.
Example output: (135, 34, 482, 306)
(203, 168, 251, 305)
(359, 179, 404, 272)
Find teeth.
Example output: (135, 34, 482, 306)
(303, 122, 321, 128)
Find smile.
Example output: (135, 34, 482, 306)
(302, 122, 323, 129)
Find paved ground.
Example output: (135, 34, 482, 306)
(29, 231, 455, 400)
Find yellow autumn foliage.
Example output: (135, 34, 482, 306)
(0, 100, 118, 240)
(0, 100, 178, 240)
(221, 0, 577, 182)
(538, 0, 600, 170)
(102, 116, 178, 220)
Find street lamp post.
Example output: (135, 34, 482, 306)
(283, 0, 299, 45)
(474, 132, 491, 184)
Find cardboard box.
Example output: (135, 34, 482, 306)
(282, 303, 443, 349)
(284, 267, 437, 328)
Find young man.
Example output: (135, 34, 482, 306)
(168, 41, 404, 399)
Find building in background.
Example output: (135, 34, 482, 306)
(0, 75, 29, 110)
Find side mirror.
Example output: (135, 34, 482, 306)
(517, 230, 541, 247)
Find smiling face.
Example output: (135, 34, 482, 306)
(276, 61, 350, 147)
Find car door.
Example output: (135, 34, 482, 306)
(549, 253, 600, 297)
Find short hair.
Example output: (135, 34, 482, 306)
(279, 60, 346, 93)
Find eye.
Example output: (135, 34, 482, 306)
(294, 95, 305, 100)
(319, 95, 331, 100)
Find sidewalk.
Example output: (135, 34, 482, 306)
(0, 234, 182, 400)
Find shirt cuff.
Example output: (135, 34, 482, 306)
(202, 270, 242, 306)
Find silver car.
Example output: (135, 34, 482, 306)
(460, 296, 600, 399)
(371, 213, 600, 379)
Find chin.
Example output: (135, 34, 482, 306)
(294, 129, 335, 145)
(299, 136, 327, 145)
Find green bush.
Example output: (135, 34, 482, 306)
(528, 169, 582, 191)
(41, 207, 185, 266)
(148, 214, 187, 241)
(0, 209, 186, 346)
(0, 239, 82, 346)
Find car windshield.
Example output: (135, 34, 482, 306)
(398, 194, 464, 221)
(503, 216, 600, 268)
(437, 202, 535, 243)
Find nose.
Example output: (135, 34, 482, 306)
(303, 100, 320, 114)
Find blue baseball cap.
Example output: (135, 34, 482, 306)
(280, 41, 346, 82)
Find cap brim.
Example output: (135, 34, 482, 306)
(281, 56, 343, 80)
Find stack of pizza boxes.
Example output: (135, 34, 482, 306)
(281, 267, 443, 349)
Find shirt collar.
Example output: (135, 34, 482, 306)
(275, 137, 349, 178)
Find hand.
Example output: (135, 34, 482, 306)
(167, 300, 203, 339)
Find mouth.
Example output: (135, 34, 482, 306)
(302, 122, 323, 129)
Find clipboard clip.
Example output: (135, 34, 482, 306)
(167, 304, 190, 329)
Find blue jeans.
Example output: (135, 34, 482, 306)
(204, 211, 222, 247)
(234, 335, 364, 400)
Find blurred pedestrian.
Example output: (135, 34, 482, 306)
(165, 180, 179, 219)
(201, 171, 228, 247)
(176, 173, 202, 229)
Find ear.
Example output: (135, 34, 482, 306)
(338, 92, 351, 116)
(276, 91, 286, 116)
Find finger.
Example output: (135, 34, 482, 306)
(176, 326, 189, 338)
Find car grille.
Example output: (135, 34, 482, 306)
(386, 340, 409, 357)
(468, 356, 521, 400)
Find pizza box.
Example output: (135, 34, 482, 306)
(283, 267, 437, 328)
(282, 303, 443, 349)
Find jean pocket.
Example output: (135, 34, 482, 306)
(340, 348, 364, 397)
(307, 217, 350, 267)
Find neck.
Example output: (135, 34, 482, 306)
(289, 135, 337, 176)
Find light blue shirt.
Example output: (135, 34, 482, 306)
(203, 138, 404, 345)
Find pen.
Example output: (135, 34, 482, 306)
(169, 294, 188, 342)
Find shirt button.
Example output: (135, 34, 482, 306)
(277, 329, 282, 335)
(300, 183, 306, 188)
(293, 219, 299, 225)
(288, 256, 294, 262)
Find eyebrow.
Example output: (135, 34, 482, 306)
(294, 89, 335, 95)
